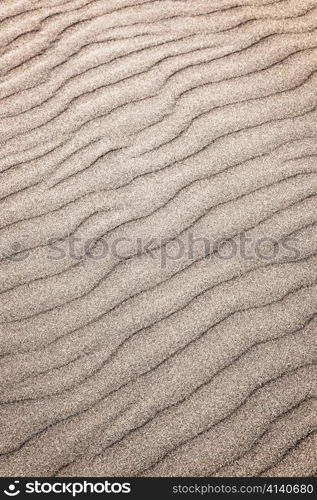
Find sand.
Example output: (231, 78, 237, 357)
(0, 0, 316, 477)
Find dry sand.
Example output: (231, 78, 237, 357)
(0, 0, 316, 477)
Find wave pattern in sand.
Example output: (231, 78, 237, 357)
(0, 0, 316, 477)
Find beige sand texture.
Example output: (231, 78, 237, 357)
(0, 0, 316, 478)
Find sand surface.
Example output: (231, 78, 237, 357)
(0, 0, 316, 477)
